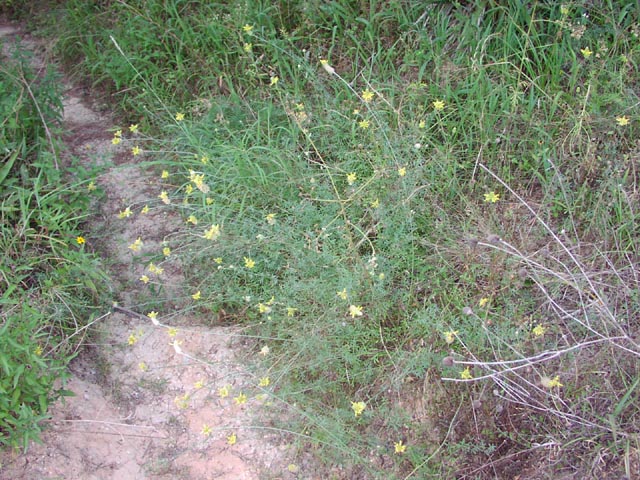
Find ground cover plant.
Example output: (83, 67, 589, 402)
(6, 0, 640, 477)
(0, 35, 108, 450)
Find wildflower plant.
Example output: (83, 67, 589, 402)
(46, 0, 640, 478)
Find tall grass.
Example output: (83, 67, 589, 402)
(0, 35, 109, 450)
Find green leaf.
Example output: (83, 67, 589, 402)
(0, 146, 21, 186)
(12, 364, 25, 389)
(38, 395, 48, 414)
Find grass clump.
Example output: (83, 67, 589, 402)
(0, 38, 109, 450)
(17, 0, 640, 477)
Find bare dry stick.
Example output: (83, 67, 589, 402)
(441, 336, 627, 382)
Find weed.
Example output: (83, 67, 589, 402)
(0, 34, 109, 450)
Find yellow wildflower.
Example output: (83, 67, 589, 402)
(118, 207, 133, 219)
(581, 47, 593, 58)
(337, 288, 348, 300)
(243, 42, 252, 52)
(139, 274, 150, 284)
(113, 129, 122, 137)
(175, 112, 185, 121)
(34, 345, 43, 356)
(398, 167, 407, 177)
(286, 307, 297, 317)
(258, 303, 272, 314)
(218, 385, 231, 398)
(148, 262, 164, 275)
(194, 380, 205, 389)
(265, 213, 277, 225)
(541, 375, 563, 388)
(370, 198, 380, 208)
(76, 236, 86, 245)
(131, 146, 141, 156)
(192, 290, 201, 300)
(138, 362, 148, 372)
(158, 191, 170, 204)
(361, 89, 374, 102)
(346, 172, 357, 185)
(259, 345, 270, 356)
(270, 76, 279, 86)
(358, 119, 370, 129)
(616, 115, 630, 126)
(433, 100, 445, 111)
(140, 205, 149, 214)
(193, 175, 209, 193)
(111, 136, 121, 145)
(244, 257, 256, 269)
(234, 393, 247, 405)
(259, 377, 270, 387)
(129, 124, 138, 133)
(167, 327, 178, 338)
(227, 433, 237, 445)
(460, 367, 473, 379)
(174, 393, 190, 409)
(532, 324, 546, 337)
(201, 424, 212, 437)
(242, 24, 253, 33)
(128, 333, 137, 345)
(351, 401, 366, 417)
(161, 170, 169, 179)
(214, 257, 223, 264)
(187, 215, 198, 225)
(147, 311, 160, 325)
(203, 224, 221, 241)
(128, 237, 144, 252)
(320, 59, 336, 75)
(87, 181, 96, 192)
(484, 191, 500, 203)
(418, 119, 426, 128)
(479, 297, 489, 307)
(394, 440, 407, 454)
(162, 246, 171, 257)
(443, 330, 458, 345)
(348, 305, 363, 318)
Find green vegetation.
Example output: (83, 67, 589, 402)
(0, 37, 108, 449)
(4, 0, 640, 477)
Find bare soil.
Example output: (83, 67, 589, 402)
(0, 21, 292, 480)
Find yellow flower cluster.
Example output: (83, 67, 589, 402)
(148, 262, 164, 275)
(189, 170, 209, 193)
(351, 401, 366, 417)
(204, 224, 221, 241)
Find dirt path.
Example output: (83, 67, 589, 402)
(1, 21, 289, 480)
